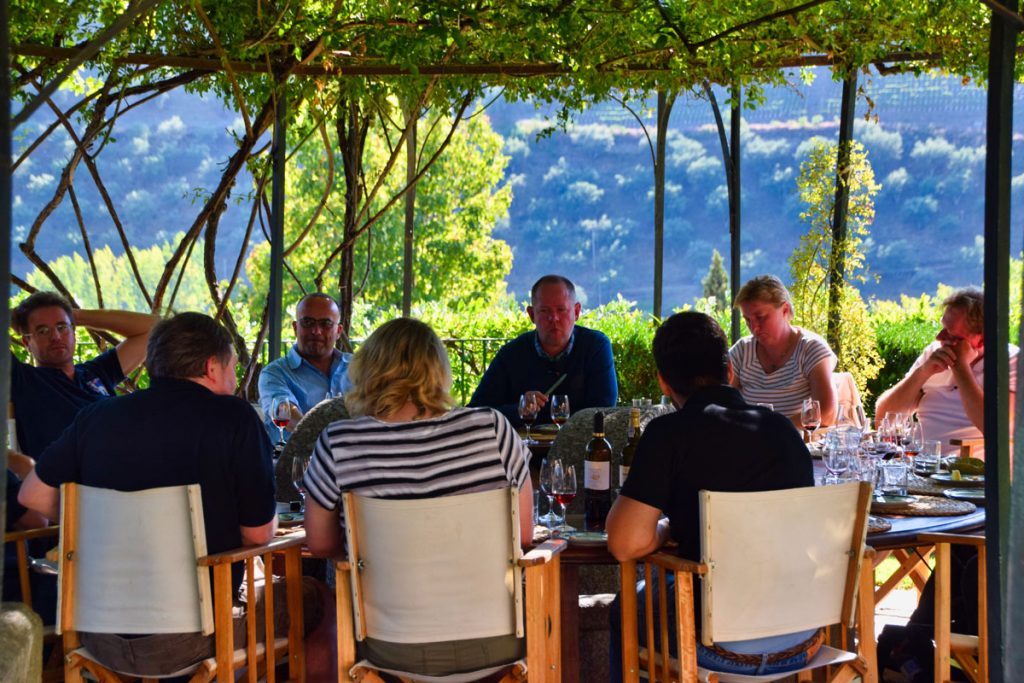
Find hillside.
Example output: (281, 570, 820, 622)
(11, 67, 1022, 311)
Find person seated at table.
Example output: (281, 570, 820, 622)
(302, 317, 533, 677)
(4, 452, 57, 625)
(18, 312, 323, 677)
(468, 274, 618, 426)
(606, 311, 814, 680)
(874, 287, 1017, 458)
(729, 274, 837, 426)
(258, 292, 353, 443)
(10, 291, 160, 458)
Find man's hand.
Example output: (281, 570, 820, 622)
(523, 390, 548, 409)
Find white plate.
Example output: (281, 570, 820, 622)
(931, 473, 984, 487)
(566, 531, 608, 545)
(943, 488, 985, 502)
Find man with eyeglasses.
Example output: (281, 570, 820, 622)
(469, 274, 617, 426)
(9, 291, 159, 458)
(258, 293, 352, 442)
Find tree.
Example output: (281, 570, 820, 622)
(701, 249, 729, 311)
(789, 140, 883, 398)
(241, 111, 514, 320)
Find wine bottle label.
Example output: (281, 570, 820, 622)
(585, 460, 611, 489)
(619, 465, 630, 486)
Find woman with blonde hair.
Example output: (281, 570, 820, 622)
(301, 317, 534, 675)
(729, 275, 837, 425)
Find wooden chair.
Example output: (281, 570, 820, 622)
(949, 438, 985, 460)
(4, 524, 63, 682)
(335, 487, 566, 682)
(57, 483, 306, 683)
(832, 371, 868, 429)
(619, 481, 877, 683)
(918, 533, 987, 683)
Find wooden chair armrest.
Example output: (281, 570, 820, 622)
(520, 538, 568, 567)
(4, 525, 60, 543)
(637, 550, 707, 575)
(197, 529, 307, 566)
(917, 532, 985, 547)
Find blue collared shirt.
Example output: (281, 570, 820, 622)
(257, 345, 353, 442)
(533, 330, 575, 362)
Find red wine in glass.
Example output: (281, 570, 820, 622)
(554, 492, 576, 507)
(272, 417, 290, 429)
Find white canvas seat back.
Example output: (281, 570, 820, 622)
(700, 482, 867, 644)
(343, 487, 522, 644)
(60, 483, 212, 635)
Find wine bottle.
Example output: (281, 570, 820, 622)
(584, 411, 612, 532)
(620, 407, 642, 487)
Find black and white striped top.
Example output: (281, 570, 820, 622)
(728, 328, 836, 416)
(303, 407, 531, 514)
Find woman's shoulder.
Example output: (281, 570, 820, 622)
(729, 335, 756, 355)
(796, 328, 833, 351)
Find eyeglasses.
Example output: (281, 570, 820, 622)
(297, 317, 338, 330)
(27, 322, 72, 338)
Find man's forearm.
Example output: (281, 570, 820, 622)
(876, 370, 926, 421)
(74, 309, 160, 338)
(952, 365, 985, 432)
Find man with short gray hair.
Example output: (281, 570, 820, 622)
(875, 286, 1018, 458)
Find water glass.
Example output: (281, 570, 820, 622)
(915, 439, 943, 474)
(877, 460, 909, 496)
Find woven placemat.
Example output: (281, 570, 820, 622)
(906, 474, 947, 496)
(867, 516, 892, 534)
(871, 495, 976, 516)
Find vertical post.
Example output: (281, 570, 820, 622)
(652, 89, 668, 319)
(984, 3, 1017, 682)
(729, 88, 741, 343)
(402, 109, 417, 317)
(827, 71, 857, 359)
(268, 92, 287, 361)
(0, 0, 13, 594)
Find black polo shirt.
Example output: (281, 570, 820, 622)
(10, 349, 124, 458)
(35, 377, 276, 593)
(621, 385, 813, 563)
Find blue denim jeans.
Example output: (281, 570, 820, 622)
(609, 571, 814, 681)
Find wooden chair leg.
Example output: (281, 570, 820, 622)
(934, 543, 952, 683)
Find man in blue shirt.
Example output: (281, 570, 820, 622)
(258, 293, 352, 442)
(469, 275, 618, 425)
(10, 291, 159, 457)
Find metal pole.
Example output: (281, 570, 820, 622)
(983, 3, 1017, 681)
(729, 87, 741, 343)
(402, 109, 417, 317)
(0, 0, 14, 595)
(653, 89, 668, 319)
(268, 93, 286, 361)
(827, 71, 857, 358)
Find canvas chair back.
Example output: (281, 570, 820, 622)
(8, 401, 20, 451)
(699, 481, 871, 644)
(58, 483, 213, 637)
(342, 487, 523, 644)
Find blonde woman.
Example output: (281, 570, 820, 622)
(729, 275, 837, 426)
(302, 317, 533, 675)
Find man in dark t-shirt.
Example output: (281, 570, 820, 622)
(606, 311, 814, 680)
(18, 312, 277, 677)
(10, 291, 159, 457)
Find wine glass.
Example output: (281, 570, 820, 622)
(291, 455, 310, 512)
(903, 421, 924, 466)
(800, 398, 821, 442)
(550, 395, 570, 430)
(519, 394, 540, 444)
(271, 396, 292, 445)
(537, 458, 558, 528)
(550, 460, 577, 535)
(823, 443, 850, 484)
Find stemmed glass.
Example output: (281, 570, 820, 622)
(903, 421, 924, 467)
(271, 396, 292, 445)
(823, 441, 850, 484)
(550, 395, 570, 430)
(548, 459, 577, 535)
(519, 394, 540, 444)
(537, 458, 558, 528)
(291, 455, 310, 512)
(800, 398, 821, 442)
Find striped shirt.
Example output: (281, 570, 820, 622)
(303, 407, 530, 516)
(728, 328, 836, 416)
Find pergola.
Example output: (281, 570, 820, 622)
(2, 1, 1023, 678)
